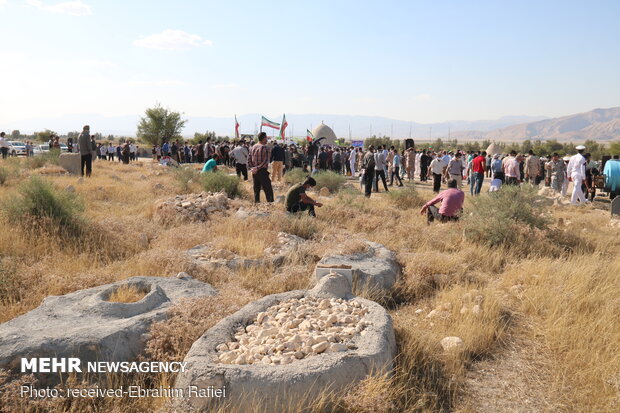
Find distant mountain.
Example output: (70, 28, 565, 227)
(5, 108, 620, 142)
(454, 107, 620, 142)
(3, 113, 547, 139)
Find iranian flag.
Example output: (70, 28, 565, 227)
(306, 129, 314, 142)
(279, 114, 288, 140)
(234, 115, 240, 139)
(261, 116, 280, 130)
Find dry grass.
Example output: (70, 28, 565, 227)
(0, 158, 618, 412)
(106, 284, 149, 303)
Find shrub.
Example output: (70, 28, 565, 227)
(463, 185, 549, 248)
(460, 185, 587, 256)
(25, 149, 60, 169)
(386, 186, 425, 209)
(173, 166, 200, 193)
(283, 167, 308, 185)
(1, 176, 85, 235)
(199, 171, 243, 198)
(0, 167, 8, 185)
(313, 171, 346, 193)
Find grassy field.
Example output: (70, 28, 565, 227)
(0, 158, 618, 412)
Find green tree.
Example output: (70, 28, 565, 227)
(136, 104, 186, 146)
(11, 130, 20, 140)
(34, 129, 57, 143)
(609, 141, 620, 156)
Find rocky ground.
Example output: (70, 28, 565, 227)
(217, 296, 369, 365)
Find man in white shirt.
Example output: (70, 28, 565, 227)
(0, 132, 9, 159)
(230, 143, 249, 180)
(566, 145, 588, 205)
(349, 146, 357, 176)
(429, 153, 446, 193)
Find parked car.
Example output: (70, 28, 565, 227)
(8, 141, 27, 156)
(33, 144, 50, 156)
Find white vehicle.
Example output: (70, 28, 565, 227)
(8, 141, 27, 157)
(33, 144, 50, 155)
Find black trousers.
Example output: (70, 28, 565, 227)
(364, 168, 375, 197)
(375, 169, 388, 191)
(506, 177, 519, 186)
(433, 172, 442, 192)
(236, 163, 248, 180)
(421, 165, 428, 181)
(252, 168, 274, 203)
(390, 167, 403, 186)
(287, 202, 316, 217)
(81, 153, 92, 177)
(1, 148, 8, 159)
(427, 205, 459, 224)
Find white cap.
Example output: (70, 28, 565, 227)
(563, 156, 571, 161)
(576, 145, 586, 150)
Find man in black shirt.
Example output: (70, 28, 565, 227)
(285, 177, 322, 217)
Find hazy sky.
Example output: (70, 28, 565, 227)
(1, 0, 619, 124)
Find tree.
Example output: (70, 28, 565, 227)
(136, 104, 186, 146)
(11, 130, 20, 140)
(609, 141, 620, 156)
(34, 129, 57, 143)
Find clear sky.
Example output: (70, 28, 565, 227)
(1, 0, 619, 124)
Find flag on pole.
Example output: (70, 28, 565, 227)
(261, 116, 280, 130)
(234, 115, 240, 139)
(306, 129, 314, 142)
(279, 114, 288, 140)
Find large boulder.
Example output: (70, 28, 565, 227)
(58, 153, 81, 175)
(315, 241, 400, 292)
(175, 273, 396, 411)
(0, 276, 216, 382)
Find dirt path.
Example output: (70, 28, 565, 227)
(454, 335, 560, 413)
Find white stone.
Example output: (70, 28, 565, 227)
(440, 336, 464, 351)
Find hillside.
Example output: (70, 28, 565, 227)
(464, 107, 620, 142)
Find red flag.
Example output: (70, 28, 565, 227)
(235, 115, 240, 139)
(279, 114, 288, 140)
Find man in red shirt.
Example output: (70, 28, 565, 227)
(420, 179, 465, 224)
(471, 151, 486, 196)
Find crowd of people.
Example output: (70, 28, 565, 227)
(3, 127, 614, 214)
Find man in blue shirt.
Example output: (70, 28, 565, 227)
(201, 154, 219, 173)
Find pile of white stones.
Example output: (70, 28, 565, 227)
(216, 296, 370, 366)
(154, 192, 228, 223)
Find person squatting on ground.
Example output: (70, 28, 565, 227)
(420, 179, 465, 224)
(78, 125, 93, 177)
(201, 154, 219, 173)
(285, 176, 323, 217)
(248, 132, 274, 203)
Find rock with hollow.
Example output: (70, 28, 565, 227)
(175, 273, 396, 411)
(0, 276, 216, 383)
